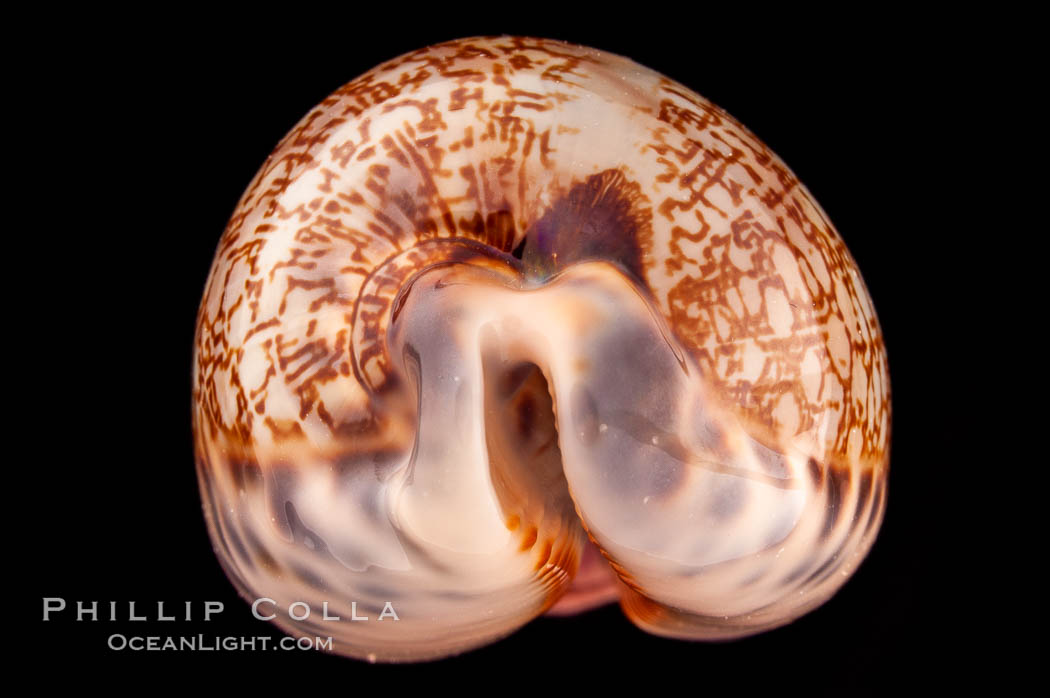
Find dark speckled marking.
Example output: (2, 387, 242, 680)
(522, 169, 652, 284)
(230, 458, 264, 491)
(570, 384, 601, 446)
(290, 562, 330, 591)
(865, 478, 886, 536)
(807, 457, 824, 490)
(802, 554, 838, 587)
(218, 512, 254, 571)
(821, 468, 850, 540)
(854, 469, 873, 524)
(781, 562, 810, 587)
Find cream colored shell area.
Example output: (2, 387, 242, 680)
(194, 36, 887, 471)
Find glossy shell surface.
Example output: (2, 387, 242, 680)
(193, 36, 890, 662)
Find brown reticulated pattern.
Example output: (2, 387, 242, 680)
(193, 36, 888, 474)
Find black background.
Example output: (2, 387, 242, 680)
(23, 10, 993, 691)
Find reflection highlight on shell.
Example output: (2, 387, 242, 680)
(192, 36, 890, 662)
